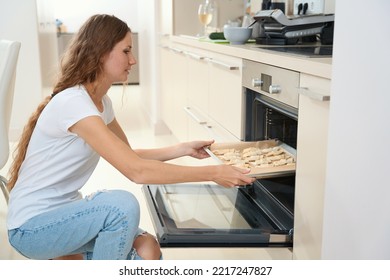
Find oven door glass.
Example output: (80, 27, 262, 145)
(142, 180, 293, 247)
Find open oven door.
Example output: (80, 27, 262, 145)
(142, 179, 294, 247)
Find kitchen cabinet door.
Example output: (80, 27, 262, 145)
(293, 74, 331, 260)
(161, 45, 189, 142)
(204, 117, 241, 143)
(187, 110, 210, 141)
(186, 48, 241, 143)
(187, 47, 210, 117)
(208, 53, 243, 140)
(160, 46, 175, 133)
(186, 47, 210, 141)
(171, 47, 189, 142)
(161, 42, 243, 143)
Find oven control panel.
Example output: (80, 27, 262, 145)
(243, 59, 299, 109)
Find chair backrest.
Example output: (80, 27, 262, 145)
(0, 40, 21, 169)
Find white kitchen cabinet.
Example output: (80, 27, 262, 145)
(172, 48, 189, 143)
(160, 46, 175, 133)
(161, 43, 242, 143)
(186, 47, 210, 118)
(185, 47, 211, 141)
(159, 44, 188, 142)
(185, 47, 243, 142)
(293, 73, 331, 259)
(208, 52, 243, 140)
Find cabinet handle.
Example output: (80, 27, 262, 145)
(204, 125, 227, 143)
(183, 107, 207, 124)
(185, 51, 206, 60)
(206, 58, 239, 70)
(170, 47, 184, 54)
(298, 87, 330, 101)
(204, 124, 216, 138)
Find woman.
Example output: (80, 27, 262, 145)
(6, 14, 255, 260)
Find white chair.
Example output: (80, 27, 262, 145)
(0, 40, 21, 205)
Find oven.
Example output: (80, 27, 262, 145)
(143, 59, 299, 251)
(243, 59, 299, 147)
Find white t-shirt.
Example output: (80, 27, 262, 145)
(7, 85, 115, 229)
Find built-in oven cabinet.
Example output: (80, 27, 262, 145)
(293, 73, 331, 260)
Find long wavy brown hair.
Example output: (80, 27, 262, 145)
(7, 14, 130, 191)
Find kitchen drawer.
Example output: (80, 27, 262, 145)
(186, 47, 210, 114)
(208, 53, 244, 140)
(184, 106, 239, 143)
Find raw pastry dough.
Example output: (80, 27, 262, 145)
(212, 145, 295, 169)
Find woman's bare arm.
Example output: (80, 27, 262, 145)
(108, 118, 213, 161)
(71, 116, 255, 187)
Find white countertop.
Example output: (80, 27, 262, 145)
(170, 35, 333, 80)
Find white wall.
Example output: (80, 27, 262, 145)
(0, 0, 43, 140)
(137, 0, 158, 129)
(322, 0, 390, 259)
(53, 0, 139, 32)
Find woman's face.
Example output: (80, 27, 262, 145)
(102, 32, 136, 83)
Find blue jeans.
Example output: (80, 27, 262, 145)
(8, 190, 146, 260)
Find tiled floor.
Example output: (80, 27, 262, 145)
(0, 85, 181, 260)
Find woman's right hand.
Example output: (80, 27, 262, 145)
(212, 165, 256, 188)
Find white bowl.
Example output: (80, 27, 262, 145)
(223, 26, 252, 45)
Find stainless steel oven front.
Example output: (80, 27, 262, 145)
(242, 59, 299, 147)
(142, 59, 299, 249)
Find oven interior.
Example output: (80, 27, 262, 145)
(244, 88, 298, 149)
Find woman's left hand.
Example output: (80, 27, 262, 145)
(184, 140, 215, 159)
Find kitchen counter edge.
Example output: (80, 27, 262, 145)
(169, 35, 332, 80)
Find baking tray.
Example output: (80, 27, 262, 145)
(204, 139, 296, 179)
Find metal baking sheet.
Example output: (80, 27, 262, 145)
(204, 139, 296, 179)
